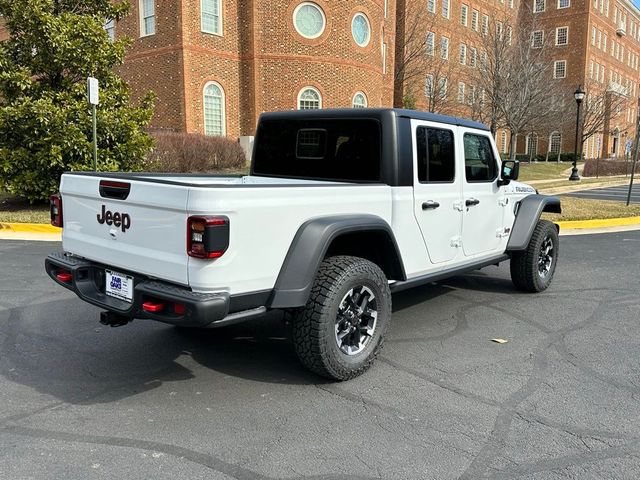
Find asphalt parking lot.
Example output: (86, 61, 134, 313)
(1, 232, 639, 480)
(565, 182, 640, 204)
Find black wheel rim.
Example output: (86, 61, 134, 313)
(538, 235, 554, 279)
(334, 286, 378, 356)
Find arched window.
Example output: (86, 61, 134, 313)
(352, 92, 367, 108)
(298, 87, 321, 110)
(526, 133, 538, 155)
(549, 132, 562, 154)
(203, 82, 225, 136)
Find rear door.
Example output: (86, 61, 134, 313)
(459, 129, 505, 257)
(412, 120, 463, 264)
(60, 174, 191, 285)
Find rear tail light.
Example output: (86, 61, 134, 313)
(50, 194, 63, 227)
(187, 216, 229, 259)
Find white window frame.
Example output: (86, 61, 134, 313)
(457, 82, 466, 103)
(438, 77, 448, 99)
(425, 75, 434, 98)
(532, 30, 544, 48)
(556, 26, 568, 45)
(352, 91, 368, 108)
(297, 86, 322, 110)
(553, 60, 567, 78)
(203, 81, 226, 136)
(459, 43, 467, 65)
(293, 2, 326, 40)
(482, 14, 489, 36)
(352, 12, 371, 47)
(201, 0, 223, 35)
(139, 0, 156, 37)
(382, 43, 387, 74)
(441, 36, 449, 59)
(534, 0, 545, 12)
(426, 32, 435, 56)
(461, 4, 468, 26)
(104, 19, 115, 41)
(471, 10, 479, 31)
(557, 0, 570, 8)
(427, 0, 436, 13)
(469, 47, 477, 67)
(468, 85, 476, 105)
(548, 132, 562, 154)
(442, 0, 450, 19)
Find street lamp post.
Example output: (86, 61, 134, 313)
(570, 86, 586, 181)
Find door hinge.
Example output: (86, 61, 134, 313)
(450, 236, 463, 248)
(496, 227, 512, 238)
(453, 201, 465, 212)
(499, 197, 509, 207)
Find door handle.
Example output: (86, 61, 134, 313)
(422, 201, 440, 210)
(465, 198, 480, 207)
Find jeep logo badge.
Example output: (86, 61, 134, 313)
(97, 205, 131, 232)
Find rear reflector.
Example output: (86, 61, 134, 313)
(187, 216, 229, 259)
(174, 303, 186, 315)
(56, 271, 72, 282)
(50, 194, 63, 228)
(142, 301, 165, 313)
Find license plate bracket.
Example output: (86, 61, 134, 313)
(105, 270, 134, 303)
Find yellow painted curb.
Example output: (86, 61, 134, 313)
(0, 222, 61, 234)
(556, 216, 640, 230)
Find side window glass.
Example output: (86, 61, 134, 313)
(463, 133, 498, 182)
(416, 126, 455, 183)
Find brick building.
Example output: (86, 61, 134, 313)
(2, 0, 640, 158)
(104, 0, 396, 142)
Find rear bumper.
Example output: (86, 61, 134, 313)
(45, 252, 242, 327)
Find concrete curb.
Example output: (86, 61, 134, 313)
(0, 223, 61, 242)
(555, 216, 640, 230)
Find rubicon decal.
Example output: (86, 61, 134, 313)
(97, 205, 131, 232)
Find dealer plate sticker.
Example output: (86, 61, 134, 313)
(105, 270, 133, 303)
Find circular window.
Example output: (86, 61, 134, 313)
(352, 13, 371, 47)
(352, 92, 367, 108)
(293, 3, 326, 39)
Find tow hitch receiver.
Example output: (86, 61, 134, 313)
(100, 311, 132, 328)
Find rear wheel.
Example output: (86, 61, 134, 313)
(291, 256, 391, 381)
(510, 220, 559, 292)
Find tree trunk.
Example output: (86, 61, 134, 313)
(509, 131, 517, 161)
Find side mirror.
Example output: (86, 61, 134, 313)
(498, 160, 519, 186)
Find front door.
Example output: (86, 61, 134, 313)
(412, 121, 463, 264)
(459, 130, 504, 257)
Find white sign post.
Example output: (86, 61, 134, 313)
(87, 77, 99, 171)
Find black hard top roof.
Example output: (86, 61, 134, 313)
(259, 108, 490, 132)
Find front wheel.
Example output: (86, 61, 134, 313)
(510, 219, 559, 292)
(291, 256, 392, 381)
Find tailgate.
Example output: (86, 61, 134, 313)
(60, 174, 190, 285)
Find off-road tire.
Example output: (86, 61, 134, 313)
(291, 256, 392, 381)
(510, 220, 559, 292)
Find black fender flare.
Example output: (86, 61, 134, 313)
(507, 194, 561, 251)
(268, 214, 405, 309)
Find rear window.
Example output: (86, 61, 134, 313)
(252, 119, 382, 182)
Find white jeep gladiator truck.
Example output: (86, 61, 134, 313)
(46, 108, 561, 380)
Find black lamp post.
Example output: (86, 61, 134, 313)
(570, 86, 586, 181)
